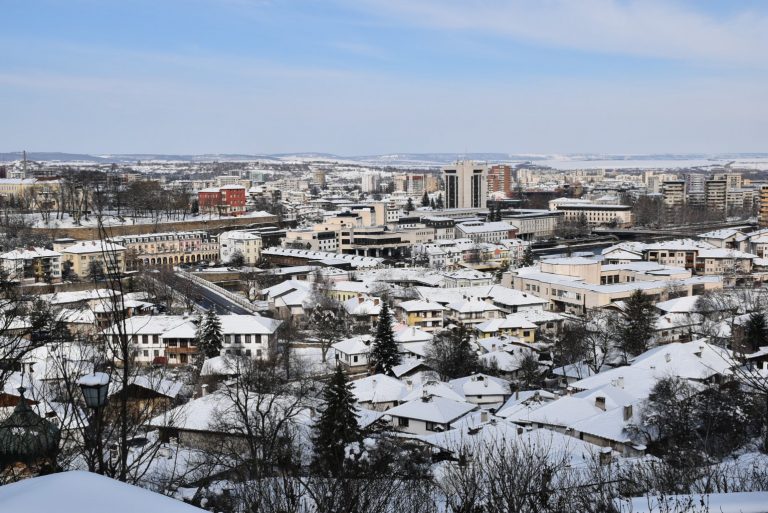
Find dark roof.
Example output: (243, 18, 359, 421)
(0, 388, 60, 466)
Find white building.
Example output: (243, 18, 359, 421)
(0, 247, 62, 283)
(219, 230, 263, 264)
(442, 161, 488, 209)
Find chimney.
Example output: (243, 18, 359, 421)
(623, 404, 633, 421)
(599, 447, 612, 465)
(200, 384, 208, 397)
(617, 376, 624, 389)
(405, 379, 413, 391)
(491, 344, 497, 351)
(665, 353, 671, 363)
(595, 396, 606, 411)
(480, 411, 489, 423)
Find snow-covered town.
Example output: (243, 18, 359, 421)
(4, 2, 768, 513)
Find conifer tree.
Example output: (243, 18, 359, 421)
(430, 198, 436, 209)
(405, 197, 414, 213)
(436, 193, 444, 209)
(421, 190, 430, 207)
(195, 310, 223, 362)
(616, 289, 657, 361)
(312, 364, 361, 476)
(370, 301, 400, 375)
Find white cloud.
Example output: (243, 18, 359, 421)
(353, 0, 768, 68)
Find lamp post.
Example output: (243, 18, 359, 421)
(78, 372, 111, 474)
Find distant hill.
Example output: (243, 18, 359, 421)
(2, 151, 767, 168)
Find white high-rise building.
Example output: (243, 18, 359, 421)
(362, 172, 380, 193)
(442, 161, 488, 209)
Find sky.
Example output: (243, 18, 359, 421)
(1, 0, 768, 156)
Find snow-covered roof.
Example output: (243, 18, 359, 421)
(654, 295, 702, 313)
(351, 374, 409, 404)
(343, 296, 382, 316)
(0, 247, 60, 260)
(393, 326, 433, 343)
(475, 316, 537, 333)
(110, 375, 183, 399)
(385, 395, 476, 424)
(0, 471, 206, 513)
(104, 315, 191, 336)
(200, 355, 248, 376)
(397, 299, 444, 312)
(402, 380, 466, 403)
(697, 248, 758, 259)
(524, 385, 635, 428)
(479, 348, 537, 373)
(446, 297, 500, 314)
(449, 374, 511, 398)
(420, 421, 600, 468)
(332, 335, 373, 355)
(60, 240, 126, 254)
(698, 228, 742, 240)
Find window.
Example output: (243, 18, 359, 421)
(398, 417, 410, 428)
(245, 334, 252, 344)
(143, 350, 149, 357)
(353, 355, 358, 363)
(234, 334, 242, 344)
(142, 335, 148, 344)
(425, 421, 442, 432)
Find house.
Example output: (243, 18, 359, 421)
(0, 247, 62, 283)
(219, 230, 262, 265)
(478, 346, 540, 379)
(351, 374, 409, 411)
(59, 240, 126, 278)
(198, 185, 247, 216)
(332, 335, 373, 369)
(439, 269, 494, 288)
(104, 314, 282, 365)
(475, 316, 538, 342)
(108, 375, 183, 415)
(149, 389, 314, 450)
(261, 279, 314, 320)
(385, 394, 477, 435)
(449, 373, 511, 405)
(445, 297, 502, 328)
(342, 296, 382, 330)
(397, 300, 444, 333)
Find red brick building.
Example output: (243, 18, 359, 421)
(487, 165, 513, 198)
(198, 185, 246, 216)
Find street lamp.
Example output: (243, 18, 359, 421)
(78, 372, 110, 409)
(78, 372, 111, 474)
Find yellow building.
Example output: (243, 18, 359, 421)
(60, 240, 126, 278)
(397, 300, 444, 333)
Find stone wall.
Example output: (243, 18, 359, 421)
(30, 214, 280, 240)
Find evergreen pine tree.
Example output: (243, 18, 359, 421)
(617, 290, 657, 361)
(430, 198, 436, 209)
(312, 364, 361, 476)
(743, 312, 768, 352)
(436, 193, 444, 209)
(520, 246, 535, 267)
(425, 324, 479, 380)
(421, 190, 430, 207)
(195, 310, 223, 362)
(370, 301, 400, 374)
(405, 197, 414, 213)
